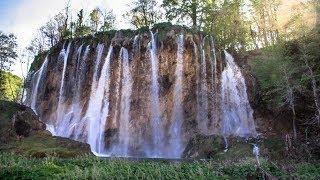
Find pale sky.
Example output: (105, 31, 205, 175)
(0, 0, 161, 77)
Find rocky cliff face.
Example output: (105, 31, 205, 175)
(26, 26, 258, 158)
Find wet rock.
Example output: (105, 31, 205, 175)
(104, 128, 118, 149)
(159, 74, 172, 96)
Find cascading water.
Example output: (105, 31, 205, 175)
(220, 51, 257, 137)
(196, 37, 209, 133)
(148, 31, 164, 157)
(113, 47, 132, 156)
(51, 42, 71, 135)
(133, 35, 139, 50)
(68, 45, 90, 137)
(252, 144, 260, 166)
(54, 44, 90, 137)
(54, 45, 83, 137)
(85, 45, 114, 155)
(28, 31, 259, 159)
(168, 34, 184, 158)
(209, 37, 218, 127)
(75, 44, 104, 140)
(30, 56, 48, 113)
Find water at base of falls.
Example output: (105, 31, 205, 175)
(30, 35, 257, 159)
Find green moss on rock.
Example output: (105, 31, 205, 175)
(0, 101, 91, 158)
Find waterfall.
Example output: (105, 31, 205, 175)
(114, 47, 132, 156)
(133, 35, 139, 50)
(209, 36, 218, 129)
(148, 31, 164, 157)
(54, 44, 88, 137)
(30, 56, 48, 114)
(85, 45, 114, 155)
(68, 45, 90, 138)
(168, 34, 184, 158)
(211, 37, 218, 88)
(196, 37, 209, 133)
(28, 32, 259, 159)
(220, 51, 257, 137)
(74, 44, 104, 139)
(57, 42, 71, 109)
(51, 42, 71, 135)
(252, 144, 260, 166)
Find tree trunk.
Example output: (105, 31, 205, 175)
(306, 61, 320, 124)
(142, 4, 148, 27)
(303, 49, 320, 124)
(292, 106, 298, 140)
(191, 0, 197, 29)
(316, 1, 320, 26)
(284, 69, 297, 139)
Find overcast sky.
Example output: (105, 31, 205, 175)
(0, 0, 161, 77)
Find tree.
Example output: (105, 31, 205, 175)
(251, 44, 300, 139)
(203, 0, 250, 50)
(74, 9, 92, 37)
(313, 0, 320, 28)
(162, 0, 206, 29)
(38, 12, 67, 47)
(90, 8, 115, 32)
(297, 32, 320, 125)
(0, 31, 17, 72)
(249, 0, 281, 46)
(281, 62, 298, 139)
(100, 10, 116, 31)
(125, 0, 162, 28)
(0, 71, 22, 101)
(90, 8, 102, 32)
(0, 31, 18, 101)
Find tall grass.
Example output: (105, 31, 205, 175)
(2, 153, 317, 179)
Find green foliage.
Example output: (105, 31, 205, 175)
(203, 0, 250, 50)
(0, 71, 22, 101)
(1, 152, 316, 179)
(0, 131, 90, 158)
(29, 51, 47, 73)
(292, 163, 320, 179)
(162, 0, 206, 29)
(74, 25, 92, 38)
(89, 8, 115, 33)
(250, 43, 299, 107)
(125, 0, 162, 28)
(250, 28, 320, 110)
(90, 8, 102, 32)
(0, 101, 91, 158)
(0, 153, 301, 179)
(100, 10, 116, 32)
(0, 31, 17, 71)
(0, 100, 20, 133)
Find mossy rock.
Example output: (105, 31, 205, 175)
(0, 101, 92, 158)
(182, 135, 224, 158)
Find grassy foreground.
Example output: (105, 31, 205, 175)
(0, 153, 319, 179)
